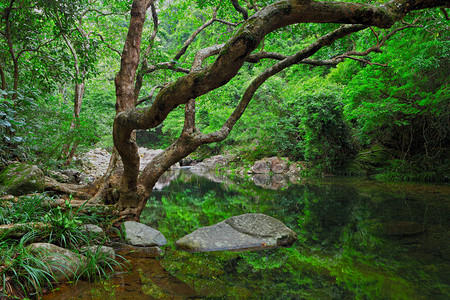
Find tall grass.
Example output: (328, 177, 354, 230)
(0, 193, 126, 298)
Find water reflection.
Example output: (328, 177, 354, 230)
(44, 172, 450, 299)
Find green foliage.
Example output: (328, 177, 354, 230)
(0, 90, 36, 167)
(298, 91, 357, 172)
(42, 199, 90, 248)
(331, 23, 450, 180)
(0, 193, 53, 225)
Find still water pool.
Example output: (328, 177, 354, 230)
(44, 169, 450, 299)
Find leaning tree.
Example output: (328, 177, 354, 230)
(50, 0, 448, 220)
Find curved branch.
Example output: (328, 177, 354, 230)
(143, 62, 190, 74)
(144, 2, 158, 57)
(230, 0, 248, 20)
(173, 8, 219, 62)
(118, 0, 438, 135)
(136, 85, 164, 106)
(93, 32, 121, 57)
(196, 24, 367, 144)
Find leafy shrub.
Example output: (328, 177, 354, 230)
(0, 89, 35, 167)
(298, 92, 357, 172)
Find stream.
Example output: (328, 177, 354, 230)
(43, 169, 450, 299)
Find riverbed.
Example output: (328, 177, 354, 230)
(43, 169, 450, 299)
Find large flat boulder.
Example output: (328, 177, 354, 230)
(176, 213, 297, 253)
(0, 163, 45, 195)
(123, 221, 167, 247)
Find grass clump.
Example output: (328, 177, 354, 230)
(0, 193, 125, 298)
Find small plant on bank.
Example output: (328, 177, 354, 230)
(0, 193, 54, 225)
(42, 199, 88, 249)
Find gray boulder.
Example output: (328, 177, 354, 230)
(80, 148, 111, 181)
(138, 147, 164, 171)
(0, 163, 45, 195)
(251, 160, 271, 174)
(28, 243, 86, 282)
(48, 170, 70, 183)
(269, 157, 289, 174)
(176, 213, 297, 253)
(80, 245, 115, 261)
(123, 221, 167, 247)
(191, 155, 232, 172)
(59, 168, 83, 184)
(80, 224, 105, 240)
(251, 157, 289, 174)
(112, 242, 163, 258)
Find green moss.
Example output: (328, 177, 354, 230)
(0, 163, 45, 195)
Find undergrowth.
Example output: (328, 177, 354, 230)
(0, 193, 125, 299)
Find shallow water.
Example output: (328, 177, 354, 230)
(43, 170, 450, 299)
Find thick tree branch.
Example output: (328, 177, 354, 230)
(111, 0, 448, 217)
(113, 0, 153, 195)
(196, 24, 367, 144)
(118, 0, 444, 135)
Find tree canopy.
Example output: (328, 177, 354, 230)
(1, 0, 448, 218)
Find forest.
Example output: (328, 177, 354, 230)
(0, 0, 449, 298)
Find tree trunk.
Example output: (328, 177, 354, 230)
(0, 62, 6, 91)
(62, 78, 86, 165)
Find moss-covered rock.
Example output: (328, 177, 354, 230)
(0, 163, 45, 195)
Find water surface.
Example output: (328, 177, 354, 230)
(44, 170, 450, 299)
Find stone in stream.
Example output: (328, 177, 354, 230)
(112, 242, 164, 258)
(123, 221, 167, 247)
(176, 213, 297, 252)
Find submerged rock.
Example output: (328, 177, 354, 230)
(0, 163, 45, 195)
(371, 221, 425, 236)
(123, 221, 167, 247)
(176, 213, 297, 252)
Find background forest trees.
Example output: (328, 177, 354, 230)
(0, 0, 448, 183)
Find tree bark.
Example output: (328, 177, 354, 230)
(0, 62, 6, 91)
(111, 0, 153, 215)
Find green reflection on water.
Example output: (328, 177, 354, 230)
(142, 172, 450, 299)
(43, 171, 450, 299)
